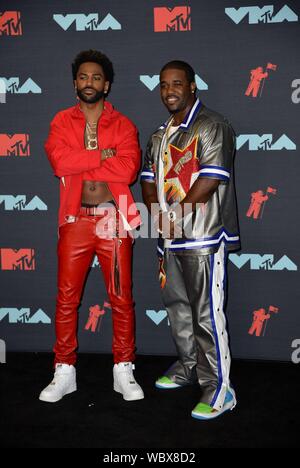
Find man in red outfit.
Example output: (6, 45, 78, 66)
(39, 50, 144, 403)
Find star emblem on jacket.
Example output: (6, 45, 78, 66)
(164, 137, 199, 203)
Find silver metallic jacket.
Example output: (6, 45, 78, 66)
(141, 99, 240, 255)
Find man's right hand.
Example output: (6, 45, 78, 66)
(154, 211, 182, 239)
(101, 148, 116, 161)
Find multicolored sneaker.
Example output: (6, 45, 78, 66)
(155, 376, 181, 389)
(191, 389, 237, 420)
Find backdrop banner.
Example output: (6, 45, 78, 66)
(1, 0, 300, 362)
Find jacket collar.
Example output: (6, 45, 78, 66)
(158, 98, 202, 133)
(72, 100, 114, 119)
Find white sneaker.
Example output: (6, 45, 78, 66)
(39, 363, 77, 403)
(113, 362, 144, 401)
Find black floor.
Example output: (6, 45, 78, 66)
(1, 353, 299, 448)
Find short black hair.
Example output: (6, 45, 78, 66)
(72, 50, 114, 84)
(160, 60, 195, 83)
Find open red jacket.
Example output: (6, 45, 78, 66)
(45, 101, 141, 228)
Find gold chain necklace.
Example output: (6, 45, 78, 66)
(85, 121, 98, 150)
(85, 121, 98, 192)
(165, 116, 175, 142)
(161, 117, 176, 171)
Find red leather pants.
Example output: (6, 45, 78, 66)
(53, 213, 135, 366)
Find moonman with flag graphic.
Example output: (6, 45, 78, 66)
(141, 60, 240, 420)
(245, 63, 277, 98)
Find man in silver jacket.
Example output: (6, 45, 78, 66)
(141, 60, 240, 420)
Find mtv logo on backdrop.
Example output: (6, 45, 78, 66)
(91, 256, 99, 268)
(225, 5, 298, 24)
(0, 78, 41, 94)
(146, 310, 169, 326)
(229, 254, 297, 271)
(236, 134, 296, 151)
(0, 308, 51, 324)
(140, 74, 208, 91)
(0, 134, 30, 157)
(154, 6, 191, 32)
(0, 195, 47, 211)
(53, 13, 121, 31)
(0, 249, 35, 271)
(0, 11, 22, 36)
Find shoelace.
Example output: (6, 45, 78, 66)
(51, 369, 68, 385)
(116, 364, 137, 384)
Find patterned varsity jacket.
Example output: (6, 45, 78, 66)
(141, 98, 240, 255)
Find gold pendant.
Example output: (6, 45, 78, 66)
(87, 138, 97, 150)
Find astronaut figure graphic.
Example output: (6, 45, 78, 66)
(245, 67, 268, 98)
(248, 306, 279, 337)
(85, 305, 105, 333)
(248, 308, 271, 337)
(247, 190, 269, 219)
(85, 302, 111, 333)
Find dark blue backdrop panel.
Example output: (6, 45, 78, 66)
(1, 0, 299, 361)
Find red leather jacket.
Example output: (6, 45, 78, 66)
(45, 101, 141, 228)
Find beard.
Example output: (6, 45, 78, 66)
(163, 96, 195, 116)
(76, 87, 105, 104)
(164, 102, 183, 115)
